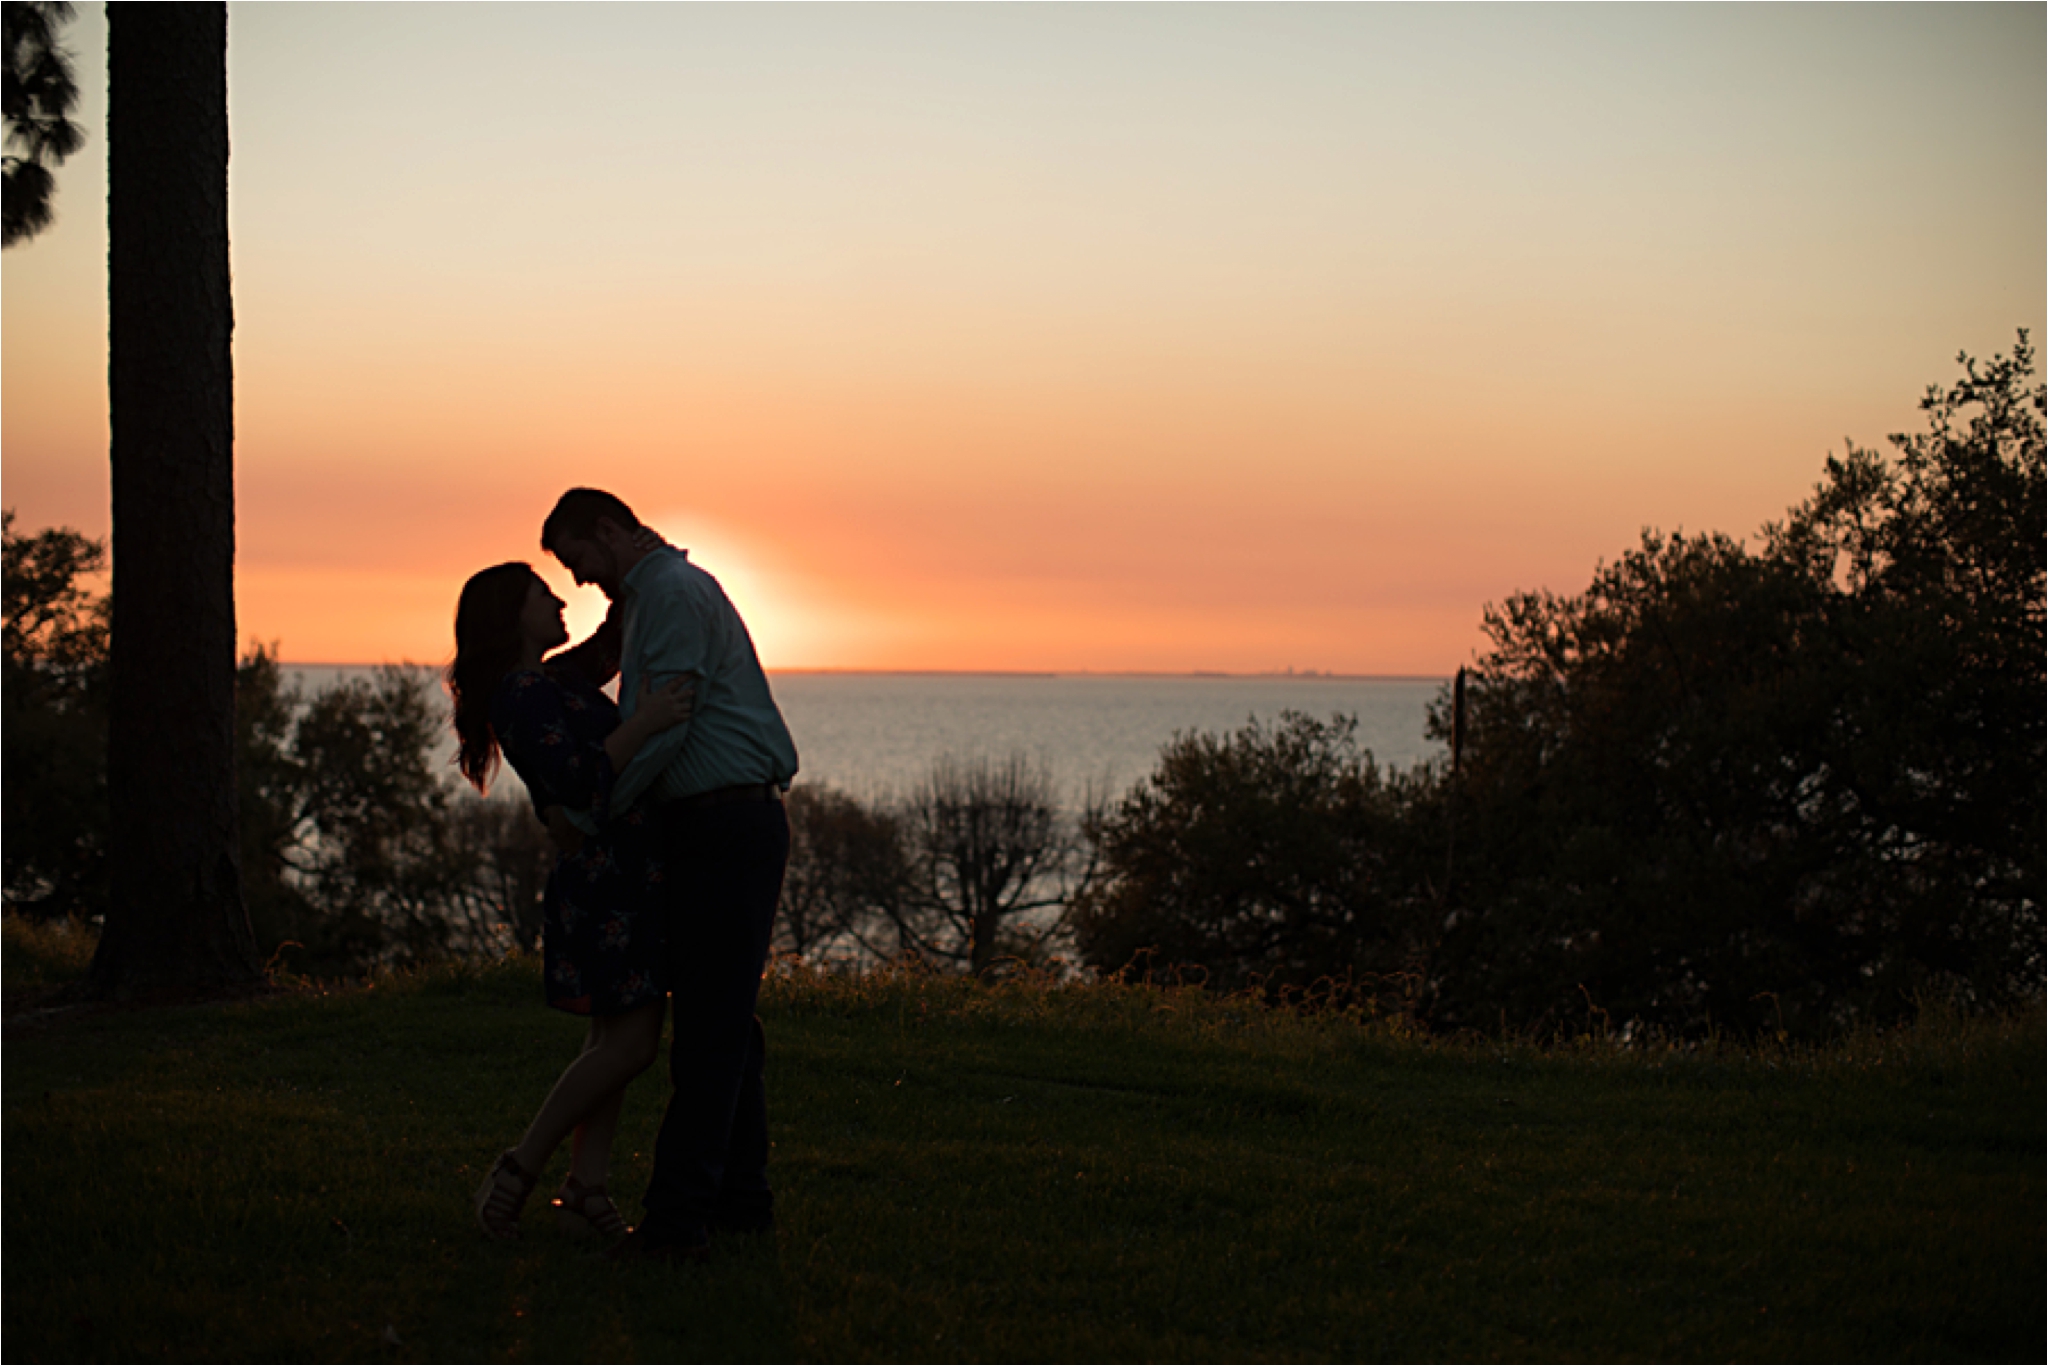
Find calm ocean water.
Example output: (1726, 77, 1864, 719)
(771, 673, 1447, 804)
(287, 668, 1449, 807)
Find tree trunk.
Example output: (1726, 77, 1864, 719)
(89, 2, 258, 995)
(970, 909, 1002, 977)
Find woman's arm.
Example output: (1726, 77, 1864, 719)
(601, 673, 696, 772)
(541, 529, 670, 689)
(544, 607, 623, 689)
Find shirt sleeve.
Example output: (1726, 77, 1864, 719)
(607, 567, 713, 815)
(492, 671, 619, 825)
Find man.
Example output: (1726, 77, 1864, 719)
(542, 487, 799, 1262)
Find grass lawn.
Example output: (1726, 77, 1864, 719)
(4, 917, 2041, 1362)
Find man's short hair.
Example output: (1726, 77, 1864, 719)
(542, 488, 642, 553)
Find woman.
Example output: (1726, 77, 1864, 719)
(450, 560, 693, 1244)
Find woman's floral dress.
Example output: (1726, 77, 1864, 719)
(491, 667, 667, 1016)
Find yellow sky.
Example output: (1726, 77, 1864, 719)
(3, 4, 2042, 671)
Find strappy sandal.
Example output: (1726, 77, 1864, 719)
(552, 1175, 631, 1244)
(474, 1150, 537, 1242)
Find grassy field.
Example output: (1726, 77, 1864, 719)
(3, 916, 2042, 1362)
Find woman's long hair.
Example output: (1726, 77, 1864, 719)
(449, 562, 539, 793)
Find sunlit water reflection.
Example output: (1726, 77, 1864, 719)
(287, 668, 1448, 810)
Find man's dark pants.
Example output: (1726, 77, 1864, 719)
(639, 794, 789, 1238)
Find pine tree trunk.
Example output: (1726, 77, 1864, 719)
(90, 2, 258, 995)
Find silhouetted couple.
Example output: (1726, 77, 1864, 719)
(451, 488, 798, 1262)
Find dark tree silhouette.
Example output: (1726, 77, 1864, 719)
(1422, 336, 2044, 1037)
(2, 0, 84, 247)
(1075, 713, 1437, 999)
(90, 3, 258, 994)
(898, 753, 1094, 976)
(1076, 342, 2040, 1040)
(779, 784, 912, 961)
(3, 511, 111, 920)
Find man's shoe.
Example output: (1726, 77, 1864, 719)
(604, 1224, 710, 1265)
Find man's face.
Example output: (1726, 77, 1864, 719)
(550, 532, 621, 597)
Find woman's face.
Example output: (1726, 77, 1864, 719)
(519, 577, 570, 656)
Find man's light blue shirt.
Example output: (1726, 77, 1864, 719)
(607, 545, 799, 815)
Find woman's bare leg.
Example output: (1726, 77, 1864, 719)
(511, 999, 665, 1181)
(569, 1086, 628, 1187)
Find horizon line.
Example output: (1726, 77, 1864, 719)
(278, 662, 1454, 682)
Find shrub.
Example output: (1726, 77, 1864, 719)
(1074, 712, 1440, 1005)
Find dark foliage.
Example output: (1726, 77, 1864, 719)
(237, 653, 554, 976)
(779, 757, 1093, 974)
(1074, 712, 1440, 1004)
(3, 511, 552, 976)
(1431, 335, 2044, 1036)
(896, 754, 1096, 975)
(1074, 339, 2043, 1039)
(2, 512, 109, 919)
(780, 783, 913, 961)
(2, 0, 83, 247)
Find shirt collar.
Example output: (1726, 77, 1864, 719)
(618, 544, 687, 602)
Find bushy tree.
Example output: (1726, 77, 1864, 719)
(1771, 336, 2044, 957)
(1069, 339, 2040, 1040)
(1432, 336, 2044, 1036)
(3, 513, 552, 975)
(233, 644, 325, 957)
(3, 512, 109, 919)
(442, 793, 554, 957)
(1429, 531, 1855, 1034)
(1074, 713, 1441, 1002)
(239, 659, 552, 973)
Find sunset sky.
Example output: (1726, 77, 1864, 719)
(3, 4, 2041, 673)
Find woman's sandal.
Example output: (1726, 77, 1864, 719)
(474, 1150, 537, 1242)
(552, 1175, 631, 1244)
